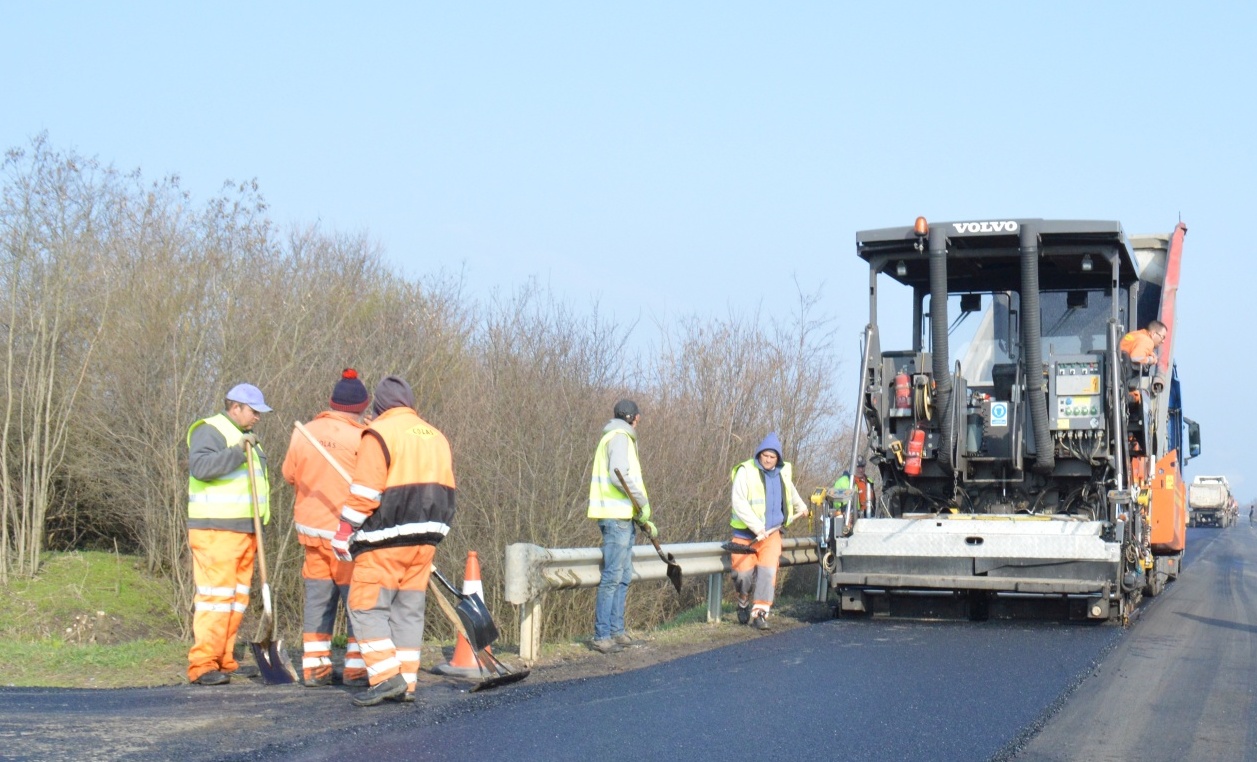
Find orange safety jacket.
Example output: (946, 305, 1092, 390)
(1119, 329, 1156, 363)
(283, 411, 367, 546)
(341, 406, 456, 556)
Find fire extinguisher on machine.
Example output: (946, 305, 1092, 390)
(904, 428, 926, 476)
(894, 370, 911, 412)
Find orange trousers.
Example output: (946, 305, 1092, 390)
(301, 542, 366, 684)
(730, 530, 783, 616)
(187, 529, 256, 682)
(347, 544, 435, 698)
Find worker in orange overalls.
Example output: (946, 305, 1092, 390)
(282, 369, 372, 688)
(185, 383, 271, 686)
(1120, 319, 1167, 365)
(333, 376, 456, 707)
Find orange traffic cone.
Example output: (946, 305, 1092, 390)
(433, 551, 489, 678)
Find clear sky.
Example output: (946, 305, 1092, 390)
(3, 2, 1252, 499)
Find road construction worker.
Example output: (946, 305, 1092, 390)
(587, 399, 652, 655)
(334, 376, 455, 706)
(1120, 319, 1167, 365)
(729, 432, 809, 630)
(282, 369, 371, 688)
(185, 383, 271, 686)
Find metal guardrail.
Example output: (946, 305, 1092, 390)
(504, 538, 819, 662)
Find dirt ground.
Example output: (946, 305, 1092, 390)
(0, 600, 830, 762)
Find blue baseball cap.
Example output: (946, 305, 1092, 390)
(225, 383, 272, 413)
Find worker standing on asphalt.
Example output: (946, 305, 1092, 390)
(282, 369, 372, 688)
(587, 399, 653, 655)
(185, 383, 271, 686)
(1120, 319, 1167, 365)
(729, 432, 808, 630)
(334, 376, 456, 706)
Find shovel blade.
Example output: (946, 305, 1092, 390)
(666, 562, 683, 594)
(469, 668, 531, 693)
(250, 637, 298, 685)
(455, 593, 500, 652)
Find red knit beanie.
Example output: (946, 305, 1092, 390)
(330, 368, 370, 413)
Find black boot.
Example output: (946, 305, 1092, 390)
(351, 674, 408, 707)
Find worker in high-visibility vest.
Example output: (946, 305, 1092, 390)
(729, 432, 809, 630)
(185, 383, 272, 686)
(587, 399, 652, 654)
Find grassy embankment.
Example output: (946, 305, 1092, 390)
(0, 551, 186, 688)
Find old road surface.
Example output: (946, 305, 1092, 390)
(3, 526, 1256, 762)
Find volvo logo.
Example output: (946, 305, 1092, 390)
(952, 220, 1019, 234)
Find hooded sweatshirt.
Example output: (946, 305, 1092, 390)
(755, 433, 785, 530)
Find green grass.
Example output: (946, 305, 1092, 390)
(0, 551, 186, 687)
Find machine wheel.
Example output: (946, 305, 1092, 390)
(1144, 570, 1165, 597)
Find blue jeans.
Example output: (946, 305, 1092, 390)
(594, 519, 635, 640)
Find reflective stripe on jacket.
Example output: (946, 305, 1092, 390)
(588, 426, 647, 520)
(187, 413, 267, 532)
(730, 459, 796, 531)
(342, 407, 456, 555)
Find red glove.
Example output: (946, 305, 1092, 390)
(332, 520, 355, 562)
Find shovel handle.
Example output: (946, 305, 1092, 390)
(294, 421, 354, 484)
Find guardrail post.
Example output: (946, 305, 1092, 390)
(706, 572, 723, 623)
(519, 595, 542, 664)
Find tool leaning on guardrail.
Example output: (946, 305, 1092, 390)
(614, 467, 683, 593)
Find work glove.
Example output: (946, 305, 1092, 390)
(332, 519, 355, 562)
(239, 432, 258, 449)
(636, 502, 651, 523)
(641, 519, 658, 539)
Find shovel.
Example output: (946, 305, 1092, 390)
(428, 568, 530, 692)
(721, 526, 781, 554)
(243, 440, 298, 685)
(721, 503, 808, 553)
(614, 468, 682, 593)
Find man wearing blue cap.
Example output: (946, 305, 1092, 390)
(185, 383, 272, 685)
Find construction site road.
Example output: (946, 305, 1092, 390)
(2, 526, 1253, 761)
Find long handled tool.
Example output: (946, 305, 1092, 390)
(244, 440, 298, 684)
(614, 468, 682, 593)
(428, 569, 529, 692)
(295, 421, 528, 691)
(721, 506, 809, 554)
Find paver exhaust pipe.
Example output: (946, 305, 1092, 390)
(1020, 224, 1054, 473)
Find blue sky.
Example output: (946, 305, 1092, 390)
(3, 2, 1252, 499)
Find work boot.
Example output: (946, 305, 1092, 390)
(737, 604, 751, 625)
(304, 673, 333, 688)
(387, 690, 416, 703)
(192, 670, 230, 686)
(751, 612, 770, 631)
(591, 638, 623, 654)
(341, 675, 369, 688)
(351, 674, 408, 707)
(229, 664, 259, 679)
(613, 633, 644, 647)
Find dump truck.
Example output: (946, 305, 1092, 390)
(1187, 476, 1233, 527)
(819, 218, 1200, 623)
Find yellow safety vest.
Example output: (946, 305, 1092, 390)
(587, 428, 647, 520)
(187, 413, 268, 530)
(730, 459, 794, 530)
